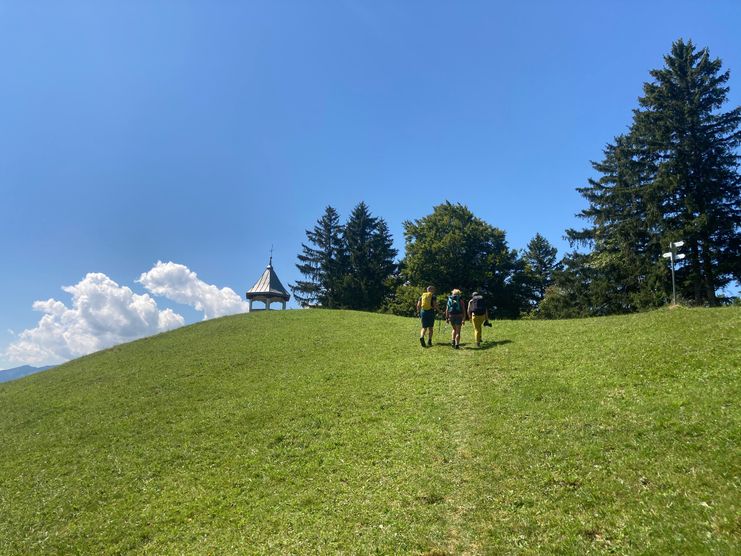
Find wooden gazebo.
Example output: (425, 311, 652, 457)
(245, 257, 290, 311)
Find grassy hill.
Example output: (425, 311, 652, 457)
(0, 307, 738, 554)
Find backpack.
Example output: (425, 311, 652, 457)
(470, 295, 486, 316)
(447, 295, 462, 314)
(420, 291, 434, 311)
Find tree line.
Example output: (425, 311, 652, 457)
(291, 201, 559, 318)
(291, 39, 739, 319)
(292, 202, 397, 311)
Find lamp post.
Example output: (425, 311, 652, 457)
(662, 240, 685, 305)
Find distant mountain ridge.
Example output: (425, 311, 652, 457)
(0, 365, 55, 383)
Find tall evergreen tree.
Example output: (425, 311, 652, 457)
(567, 134, 667, 313)
(566, 39, 739, 315)
(291, 206, 347, 308)
(632, 39, 740, 304)
(343, 202, 398, 311)
(522, 233, 561, 306)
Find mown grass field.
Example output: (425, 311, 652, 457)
(0, 307, 739, 554)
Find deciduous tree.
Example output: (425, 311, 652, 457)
(402, 202, 529, 317)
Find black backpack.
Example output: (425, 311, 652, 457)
(470, 295, 486, 316)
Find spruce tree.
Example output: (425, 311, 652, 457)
(567, 134, 667, 313)
(522, 233, 561, 307)
(343, 202, 397, 311)
(566, 39, 739, 315)
(633, 39, 740, 304)
(291, 206, 347, 308)
(369, 219, 398, 308)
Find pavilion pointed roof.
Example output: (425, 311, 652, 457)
(246, 258, 290, 301)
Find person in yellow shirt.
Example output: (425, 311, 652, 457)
(468, 291, 488, 348)
(416, 286, 438, 347)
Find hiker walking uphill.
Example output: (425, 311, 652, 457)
(445, 289, 466, 349)
(468, 291, 490, 348)
(416, 286, 438, 347)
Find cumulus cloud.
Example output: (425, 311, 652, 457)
(5, 262, 248, 366)
(138, 261, 248, 319)
(5, 273, 184, 366)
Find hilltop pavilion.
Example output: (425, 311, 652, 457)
(246, 257, 290, 311)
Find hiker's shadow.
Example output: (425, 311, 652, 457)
(429, 340, 512, 350)
(475, 339, 513, 350)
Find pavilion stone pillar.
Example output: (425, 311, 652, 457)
(245, 257, 291, 311)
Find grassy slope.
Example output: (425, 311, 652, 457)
(0, 307, 738, 554)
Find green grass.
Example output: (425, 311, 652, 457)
(0, 307, 739, 554)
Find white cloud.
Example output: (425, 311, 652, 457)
(5, 273, 184, 366)
(4, 262, 248, 367)
(138, 261, 248, 319)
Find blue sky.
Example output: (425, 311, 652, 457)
(1, 1, 739, 368)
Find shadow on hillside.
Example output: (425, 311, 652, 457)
(475, 339, 512, 350)
(424, 339, 512, 351)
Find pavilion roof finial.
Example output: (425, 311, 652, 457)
(269, 244, 273, 267)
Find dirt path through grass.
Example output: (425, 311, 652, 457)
(424, 337, 505, 555)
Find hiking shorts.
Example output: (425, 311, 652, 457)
(448, 313, 463, 326)
(420, 309, 435, 329)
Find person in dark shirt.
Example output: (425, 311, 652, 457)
(468, 291, 488, 347)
